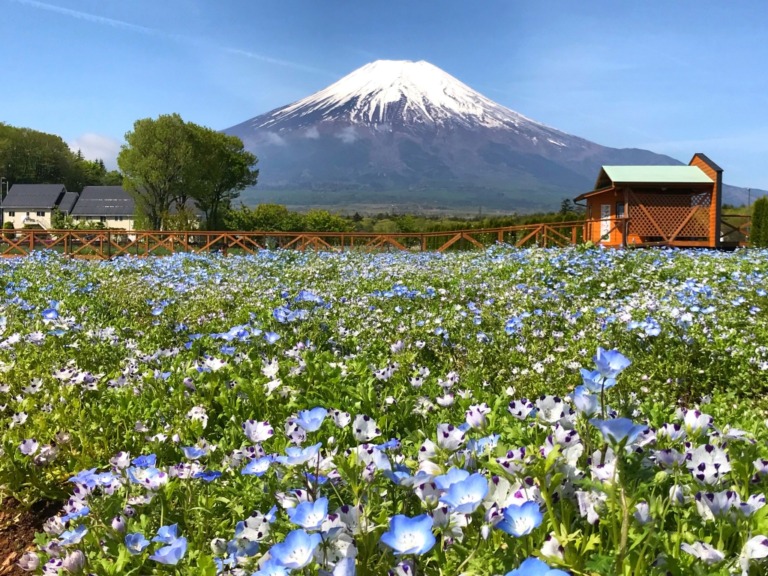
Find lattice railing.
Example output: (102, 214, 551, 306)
(628, 191, 710, 240)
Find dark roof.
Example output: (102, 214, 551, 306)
(3, 184, 66, 209)
(58, 192, 79, 214)
(70, 186, 135, 217)
(690, 153, 723, 172)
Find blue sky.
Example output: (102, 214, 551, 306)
(2, 0, 768, 190)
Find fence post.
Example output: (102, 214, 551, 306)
(106, 230, 112, 259)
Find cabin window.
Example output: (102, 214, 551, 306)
(100, 216, 107, 223)
(36, 211, 45, 217)
(116, 216, 123, 222)
(616, 203, 625, 218)
(7, 211, 14, 217)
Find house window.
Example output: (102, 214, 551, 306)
(26, 212, 30, 217)
(7, 211, 14, 217)
(37, 211, 45, 217)
(100, 216, 107, 223)
(616, 202, 625, 218)
(116, 216, 123, 222)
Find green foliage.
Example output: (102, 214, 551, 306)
(0, 122, 121, 190)
(185, 125, 258, 230)
(303, 209, 354, 232)
(224, 203, 304, 231)
(118, 114, 258, 231)
(751, 197, 768, 247)
(118, 114, 191, 230)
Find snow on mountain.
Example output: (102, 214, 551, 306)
(225, 60, 703, 213)
(251, 60, 546, 132)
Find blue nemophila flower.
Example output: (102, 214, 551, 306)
(380, 514, 436, 556)
(149, 536, 187, 565)
(572, 385, 599, 416)
(434, 467, 470, 490)
(592, 347, 631, 379)
(182, 445, 208, 460)
(127, 466, 168, 490)
(287, 497, 328, 531)
(264, 331, 280, 344)
(227, 535, 259, 559)
(132, 454, 157, 467)
(580, 369, 615, 393)
(439, 472, 488, 514)
(276, 443, 321, 466)
(590, 417, 648, 446)
(294, 407, 328, 432)
(59, 524, 88, 546)
(506, 557, 570, 576)
(152, 524, 179, 544)
(269, 529, 322, 569)
(242, 455, 276, 477)
(496, 501, 542, 537)
(125, 532, 150, 555)
(194, 470, 221, 482)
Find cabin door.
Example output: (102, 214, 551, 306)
(600, 204, 611, 240)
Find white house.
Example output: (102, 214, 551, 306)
(1, 184, 74, 229)
(70, 186, 135, 230)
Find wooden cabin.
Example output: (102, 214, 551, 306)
(575, 153, 723, 248)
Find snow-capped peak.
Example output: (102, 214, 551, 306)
(254, 59, 538, 130)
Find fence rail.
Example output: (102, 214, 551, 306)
(0, 221, 586, 259)
(0, 216, 751, 259)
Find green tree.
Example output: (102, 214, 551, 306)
(303, 209, 354, 232)
(117, 114, 192, 230)
(224, 204, 304, 232)
(751, 197, 768, 247)
(186, 125, 258, 230)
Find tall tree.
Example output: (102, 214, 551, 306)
(186, 125, 258, 230)
(117, 114, 192, 230)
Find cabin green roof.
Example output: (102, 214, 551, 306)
(601, 165, 713, 185)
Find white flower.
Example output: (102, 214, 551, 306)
(681, 541, 724, 564)
(352, 414, 381, 443)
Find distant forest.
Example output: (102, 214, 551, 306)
(0, 123, 121, 190)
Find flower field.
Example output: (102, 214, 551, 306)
(2, 246, 768, 575)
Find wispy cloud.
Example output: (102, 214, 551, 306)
(9, 0, 332, 76)
(10, 0, 154, 34)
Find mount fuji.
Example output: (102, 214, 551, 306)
(225, 60, 739, 213)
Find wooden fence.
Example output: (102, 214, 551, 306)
(0, 216, 751, 259)
(0, 221, 586, 259)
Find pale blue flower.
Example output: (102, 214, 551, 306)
(242, 455, 275, 477)
(439, 472, 488, 514)
(506, 557, 570, 576)
(496, 502, 542, 537)
(589, 417, 648, 446)
(58, 524, 88, 546)
(149, 536, 187, 565)
(572, 385, 599, 416)
(592, 347, 631, 379)
(580, 368, 615, 393)
(125, 532, 150, 555)
(380, 514, 435, 556)
(434, 467, 470, 491)
(276, 443, 322, 466)
(294, 407, 328, 432)
(269, 529, 322, 569)
(287, 497, 328, 531)
(152, 524, 179, 544)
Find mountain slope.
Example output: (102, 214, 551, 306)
(225, 60, 739, 213)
